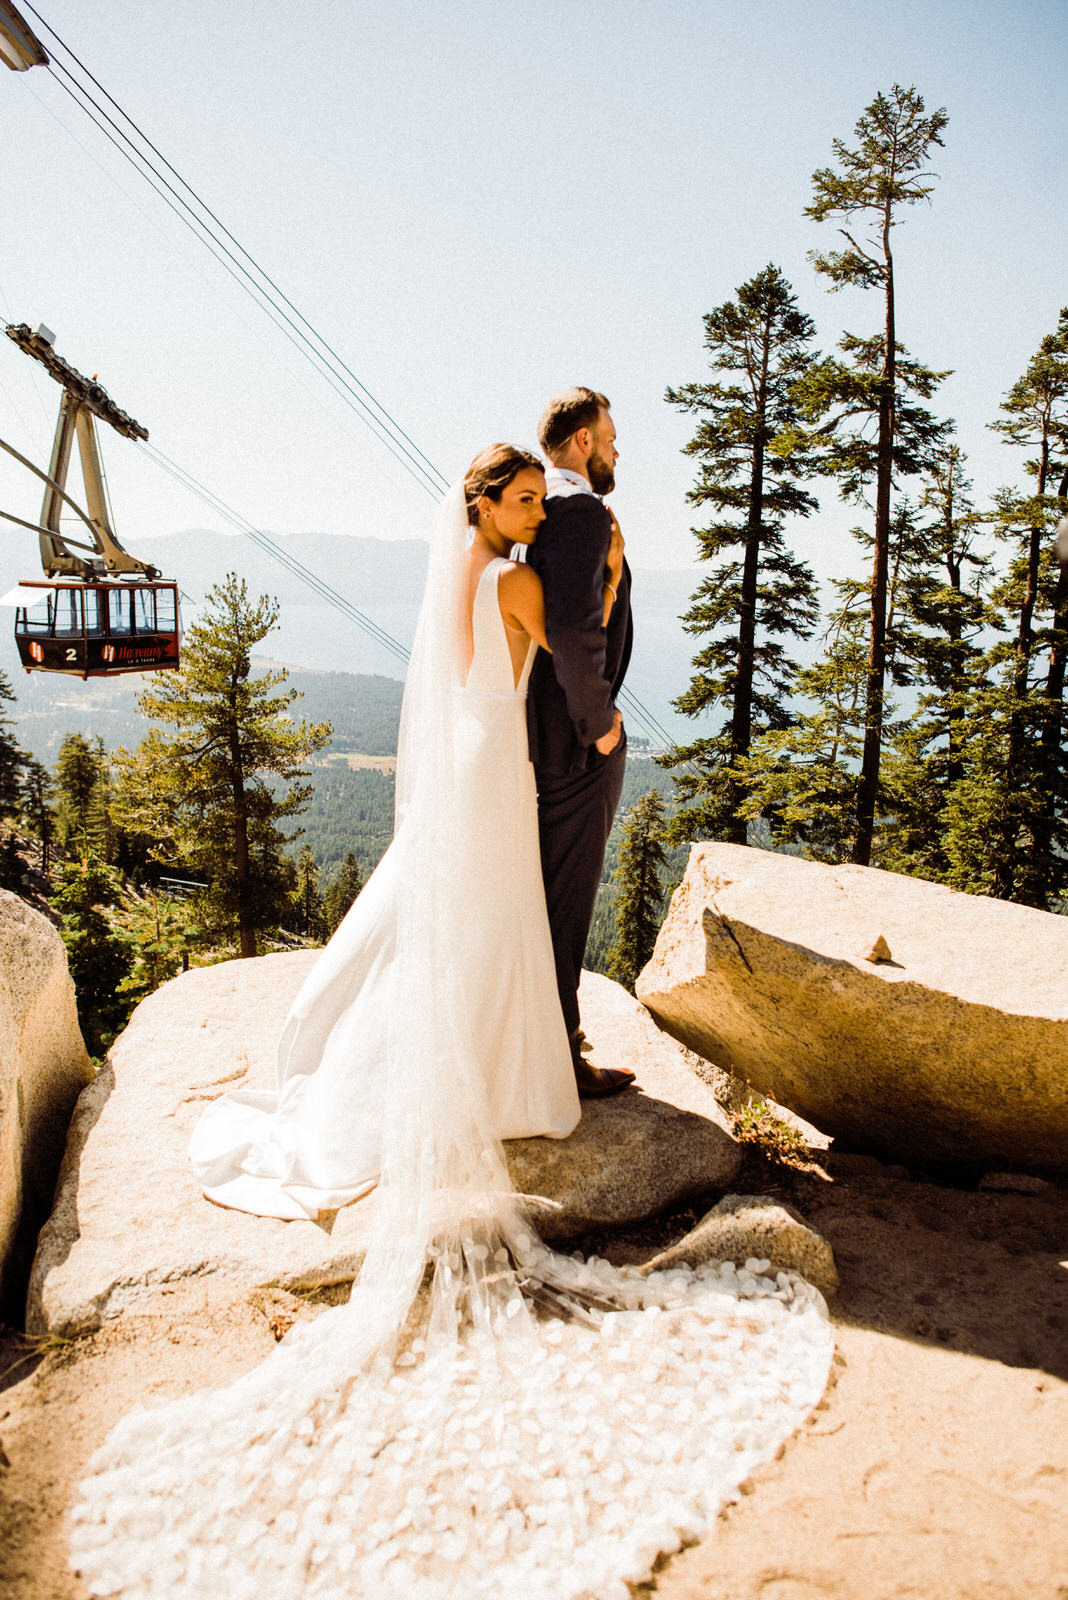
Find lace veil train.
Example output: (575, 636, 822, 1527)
(69, 484, 834, 1600)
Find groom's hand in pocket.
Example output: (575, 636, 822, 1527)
(594, 708, 623, 756)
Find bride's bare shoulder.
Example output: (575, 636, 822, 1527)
(498, 561, 547, 648)
(498, 560, 542, 604)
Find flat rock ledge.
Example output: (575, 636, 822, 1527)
(639, 1193, 840, 1299)
(28, 959, 740, 1336)
(637, 842, 1068, 1177)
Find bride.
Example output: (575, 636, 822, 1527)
(188, 445, 585, 1221)
(69, 447, 834, 1600)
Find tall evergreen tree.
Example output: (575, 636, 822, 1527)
(21, 757, 55, 876)
(735, 588, 868, 861)
(113, 575, 331, 958)
(801, 84, 950, 865)
(51, 855, 133, 1052)
(663, 264, 820, 843)
(324, 849, 363, 936)
(878, 447, 994, 878)
(0, 670, 24, 820)
(984, 309, 1068, 900)
(54, 732, 108, 853)
(606, 790, 668, 991)
(0, 670, 27, 890)
(739, 494, 959, 861)
(291, 843, 327, 941)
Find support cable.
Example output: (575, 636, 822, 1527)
(0, 430, 104, 545)
(21, 4, 447, 496)
(17, 5, 686, 763)
(137, 441, 412, 670)
(20, 2, 449, 495)
(41, 66, 447, 500)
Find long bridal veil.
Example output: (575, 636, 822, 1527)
(69, 484, 834, 1600)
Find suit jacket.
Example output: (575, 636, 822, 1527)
(526, 484, 633, 776)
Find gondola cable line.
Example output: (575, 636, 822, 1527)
(137, 439, 413, 673)
(40, 70, 448, 502)
(16, 63, 446, 503)
(20, 5, 449, 501)
(7, 5, 689, 761)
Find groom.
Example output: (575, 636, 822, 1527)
(526, 387, 635, 1098)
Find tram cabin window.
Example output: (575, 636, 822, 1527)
(133, 588, 158, 633)
(53, 588, 85, 635)
(108, 588, 133, 635)
(19, 593, 53, 635)
(156, 587, 176, 631)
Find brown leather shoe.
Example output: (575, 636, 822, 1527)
(573, 1057, 635, 1099)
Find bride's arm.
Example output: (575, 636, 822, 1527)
(498, 563, 549, 651)
(603, 508, 624, 627)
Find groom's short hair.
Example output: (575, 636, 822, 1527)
(537, 387, 611, 460)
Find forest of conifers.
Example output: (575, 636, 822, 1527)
(660, 87, 1068, 916)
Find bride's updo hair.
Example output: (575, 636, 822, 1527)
(464, 444, 544, 526)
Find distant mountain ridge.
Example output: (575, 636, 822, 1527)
(0, 529, 702, 743)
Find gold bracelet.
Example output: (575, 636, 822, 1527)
(604, 582, 618, 600)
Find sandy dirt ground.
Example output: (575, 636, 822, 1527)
(1, 1151, 1066, 1600)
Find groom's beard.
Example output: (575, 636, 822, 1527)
(587, 450, 616, 496)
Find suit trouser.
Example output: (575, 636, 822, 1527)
(534, 739, 626, 1055)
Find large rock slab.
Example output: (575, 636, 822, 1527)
(637, 843, 1068, 1177)
(0, 891, 92, 1317)
(28, 958, 740, 1335)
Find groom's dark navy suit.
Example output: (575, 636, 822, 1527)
(526, 472, 633, 1056)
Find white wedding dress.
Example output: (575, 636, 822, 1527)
(188, 556, 580, 1222)
(69, 486, 834, 1600)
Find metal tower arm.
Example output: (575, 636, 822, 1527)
(4, 322, 159, 581)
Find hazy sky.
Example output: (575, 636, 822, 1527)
(0, 0, 1064, 596)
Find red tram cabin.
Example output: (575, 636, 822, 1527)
(7, 578, 180, 678)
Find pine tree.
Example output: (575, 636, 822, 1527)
(736, 592, 868, 862)
(935, 319, 1068, 908)
(800, 84, 950, 865)
(113, 575, 331, 957)
(878, 447, 994, 879)
(51, 855, 133, 1052)
(324, 849, 363, 936)
(54, 732, 108, 853)
(0, 670, 24, 819)
(982, 309, 1068, 902)
(606, 790, 668, 991)
(0, 831, 22, 892)
(0, 668, 27, 896)
(292, 844, 327, 941)
(115, 889, 201, 1000)
(738, 493, 956, 861)
(0, 670, 28, 888)
(663, 265, 820, 844)
(21, 757, 55, 876)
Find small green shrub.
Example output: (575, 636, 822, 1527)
(732, 1100, 810, 1167)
